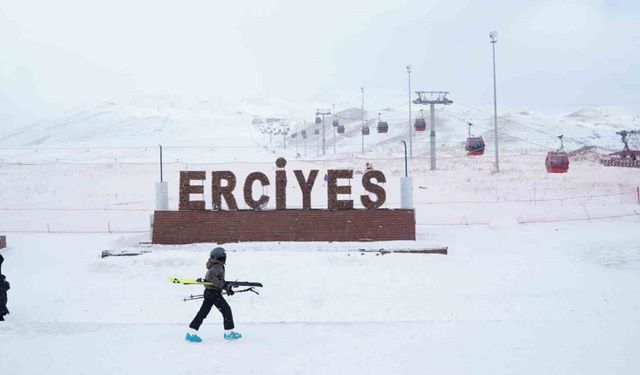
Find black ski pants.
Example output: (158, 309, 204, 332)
(0, 289, 8, 321)
(189, 288, 234, 331)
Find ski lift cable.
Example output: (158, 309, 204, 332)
(454, 102, 569, 141)
(455, 102, 588, 147)
(457, 101, 590, 147)
(446, 112, 553, 150)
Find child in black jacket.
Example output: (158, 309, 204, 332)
(185, 247, 241, 342)
(0, 254, 9, 321)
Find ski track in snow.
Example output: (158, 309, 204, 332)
(2, 321, 639, 375)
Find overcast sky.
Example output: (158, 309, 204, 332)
(1, 0, 639, 127)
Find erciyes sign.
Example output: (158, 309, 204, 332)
(179, 157, 386, 211)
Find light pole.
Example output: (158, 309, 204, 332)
(407, 65, 413, 158)
(303, 126, 307, 159)
(400, 140, 413, 209)
(155, 144, 168, 211)
(332, 104, 336, 155)
(316, 109, 332, 156)
(361, 86, 365, 155)
(281, 122, 288, 149)
(315, 114, 321, 156)
(490, 31, 500, 173)
(401, 140, 408, 177)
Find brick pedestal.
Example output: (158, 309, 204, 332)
(153, 209, 415, 245)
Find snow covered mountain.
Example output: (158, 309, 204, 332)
(1, 94, 638, 161)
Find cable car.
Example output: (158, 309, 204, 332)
(337, 125, 345, 134)
(414, 110, 426, 131)
(361, 126, 370, 135)
(377, 113, 388, 133)
(332, 119, 339, 127)
(301, 130, 307, 139)
(377, 121, 388, 133)
(315, 116, 321, 124)
(465, 122, 485, 156)
(291, 132, 297, 139)
(314, 128, 320, 135)
(545, 135, 569, 173)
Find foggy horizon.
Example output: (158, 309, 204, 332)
(1, 0, 639, 128)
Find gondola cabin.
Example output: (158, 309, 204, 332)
(414, 118, 426, 131)
(361, 126, 370, 135)
(332, 119, 339, 127)
(315, 116, 321, 124)
(465, 137, 485, 156)
(545, 151, 569, 173)
(301, 130, 307, 139)
(465, 122, 485, 156)
(291, 132, 297, 139)
(314, 128, 320, 135)
(377, 121, 389, 134)
(545, 135, 569, 173)
(337, 125, 345, 134)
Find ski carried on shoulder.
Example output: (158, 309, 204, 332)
(169, 277, 263, 288)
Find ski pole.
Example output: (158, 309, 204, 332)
(182, 287, 259, 301)
(183, 294, 204, 301)
(232, 287, 260, 295)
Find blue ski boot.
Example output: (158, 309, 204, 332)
(224, 331, 242, 341)
(185, 331, 202, 343)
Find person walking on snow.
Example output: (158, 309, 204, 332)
(186, 247, 242, 342)
(0, 254, 10, 321)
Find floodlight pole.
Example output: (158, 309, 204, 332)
(316, 109, 332, 156)
(281, 122, 287, 149)
(333, 104, 336, 154)
(304, 135, 307, 158)
(401, 140, 408, 177)
(407, 65, 413, 158)
(491, 31, 500, 173)
(429, 103, 435, 169)
(413, 91, 453, 170)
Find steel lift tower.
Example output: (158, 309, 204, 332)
(413, 91, 452, 170)
(316, 109, 332, 156)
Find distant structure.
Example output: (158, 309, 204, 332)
(600, 130, 640, 168)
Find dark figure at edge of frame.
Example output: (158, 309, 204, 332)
(186, 247, 242, 342)
(0, 254, 10, 321)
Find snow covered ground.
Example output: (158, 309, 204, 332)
(1, 98, 639, 374)
(2, 220, 640, 374)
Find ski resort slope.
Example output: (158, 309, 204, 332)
(1, 97, 640, 374)
(1, 95, 638, 159)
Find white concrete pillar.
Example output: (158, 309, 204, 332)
(400, 177, 414, 209)
(155, 181, 169, 211)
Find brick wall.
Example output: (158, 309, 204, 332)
(152, 209, 415, 245)
(0, 235, 5, 249)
